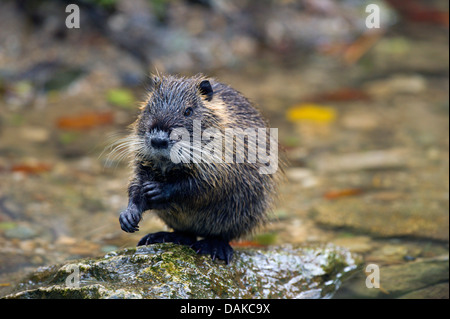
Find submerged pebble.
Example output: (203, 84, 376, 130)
(4, 225, 39, 240)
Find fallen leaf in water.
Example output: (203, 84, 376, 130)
(107, 88, 135, 109)
(385, 0, 449, 26)
(230, 240, 265, 248)
(286, 104, 336, 123)
(56, 111, 114, 130)
(58, 131, 81, 145)
(324, 188, 364, 200)
(282, 136, 301, 148)
(343, 30, 384, 65)
(253, 232, 278, 246)
(0, 222, 17, 230)
(231, 232, 277, 247)
(11, 163, 52, 175)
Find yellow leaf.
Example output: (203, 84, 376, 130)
(287, 104, 336, 123)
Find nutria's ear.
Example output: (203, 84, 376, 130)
(199, 80, 213, 102)
(147, 75, 161, 91)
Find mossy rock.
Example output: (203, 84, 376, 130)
(3, 243, 361, 299)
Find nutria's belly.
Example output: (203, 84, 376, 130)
(154, 205, 254, 240)
(155, 207, 219, 237)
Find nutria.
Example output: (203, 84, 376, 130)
(118, 74, 281, 263)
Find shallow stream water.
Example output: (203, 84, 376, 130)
(0, 0, 448, 298)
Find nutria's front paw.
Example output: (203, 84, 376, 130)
(119, 206, 141, 233)
(142, 181, 171, 208)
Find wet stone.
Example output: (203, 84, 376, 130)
(312, 197, 449, 241)
(313, 149, 409, 173)
(4, 224, 39, 240)
(2, 243, 361, 299)
(399, 282, 449, 299)
(338, 257, 449, 299)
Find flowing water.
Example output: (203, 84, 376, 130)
(0, 0, 448, 298)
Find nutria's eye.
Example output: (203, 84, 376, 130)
(184, 107, 194, 117)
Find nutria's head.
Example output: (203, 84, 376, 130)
(134, 74, 222, 166)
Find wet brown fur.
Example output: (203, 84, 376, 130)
(125, 74, 283, 241)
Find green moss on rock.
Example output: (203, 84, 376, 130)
(3, 243, 361, 299)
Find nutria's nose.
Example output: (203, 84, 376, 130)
(151, 137, 169, 149)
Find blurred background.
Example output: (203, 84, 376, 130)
(0, 0, 448, 298)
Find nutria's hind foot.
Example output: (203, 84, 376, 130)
(137, 231, 197, 246)
(191, 237, 234, 264)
